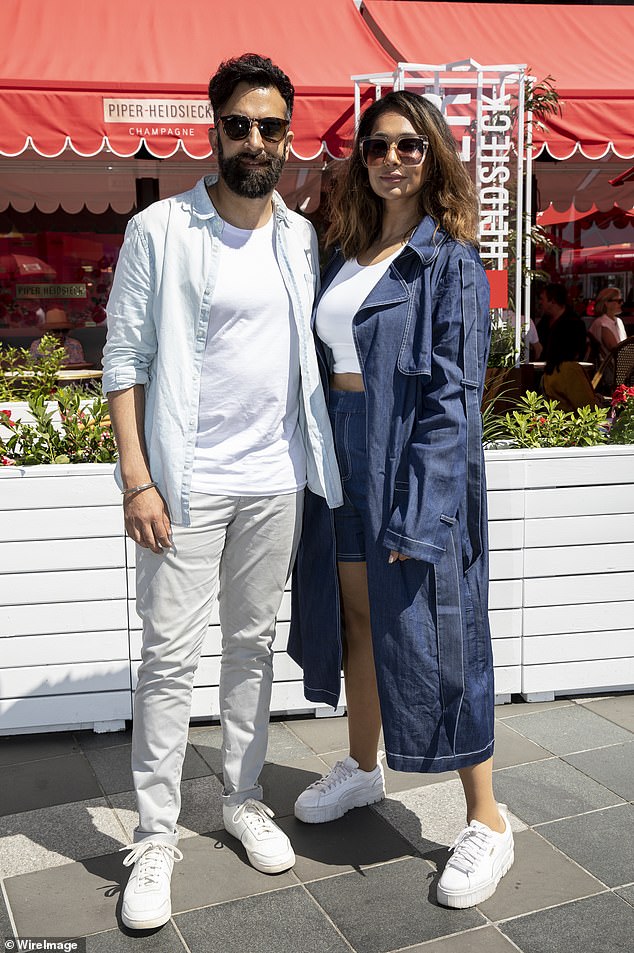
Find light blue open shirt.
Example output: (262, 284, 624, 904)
(102, 175, 342, 525)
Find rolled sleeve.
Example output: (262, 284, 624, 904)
(102, 217, 156, 395)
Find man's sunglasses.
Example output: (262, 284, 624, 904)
(218, 114, 290, 143)
(360, 135, 429, 167)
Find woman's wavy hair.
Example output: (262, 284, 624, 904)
(325, 91, 479, 259)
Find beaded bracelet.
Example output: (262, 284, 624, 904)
(122, 481, 157, 499)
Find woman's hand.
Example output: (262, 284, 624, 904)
(388, 550, 410, 563)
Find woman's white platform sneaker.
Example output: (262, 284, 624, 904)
(294, 756, 386, 824)
(436, 804, 515, 909)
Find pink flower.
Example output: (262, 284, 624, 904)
(1, 455, 15, 466)
(0, 409, 14, 427)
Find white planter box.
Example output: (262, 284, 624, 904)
(0, 463, 131, 734)
(485, 444, 634, 702)
(2, 446, 633, 734)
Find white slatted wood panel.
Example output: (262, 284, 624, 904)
(3, 507, 123, 542)
(524, 601, 634, 637)
(0, 661, 130, 698)
(0, 691, 131, 731)
(486, 489, 525, 521)
(0, 631, 129, 667)
(524, 542, 634, 578)
(525, 484, 633, 519)
(0, 537, 125, 574)
(494, 666, 520, 697)
(525, 514, 634, 548)
(489, 609, 522, 639)
(524, 571, 634, 608)
(1, 599, 128, 638)
(522, 659, 634, 695)
(0, 568, 127, 606)
(0, 466, 119, 509)
(524, 631, 634, 665)
(525, 448, 634, 488)
(492, 639, 520, 668)
(488, 519, 524, 550)
(489, 549, 523, 580)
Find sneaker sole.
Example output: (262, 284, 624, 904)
(121, 902, 171, 931)
(294, 788, 385, 824)
(246, 847, 296, 875)
(436, 847, 515, 909)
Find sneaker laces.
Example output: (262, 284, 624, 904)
(307, 760, 357, 794)
(446, 823, 492, 875)
(232, 799, 279, 835)
(120, 841, 183, 887)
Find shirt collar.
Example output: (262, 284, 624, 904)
(188, 175, 290, 231)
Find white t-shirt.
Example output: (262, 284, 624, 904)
(589, 314, 627, 358)
(191, 217, 306, 496)
(315, 251, 400, 374)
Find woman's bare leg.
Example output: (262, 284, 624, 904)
(338, 561, 382, 771)
(458, 758, 505, 832)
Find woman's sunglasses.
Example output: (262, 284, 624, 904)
(359, 135, 429, 167)
(218, 114, 290, 143)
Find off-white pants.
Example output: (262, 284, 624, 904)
(131, 490, 303, 845)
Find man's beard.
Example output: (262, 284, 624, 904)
(217, 136, 285, 198)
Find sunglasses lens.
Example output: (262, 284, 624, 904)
(398, 138, 427, 164)
(362, 139, 388, 165)
(222, 116, 250, 140)
(258, 119, 288, 142)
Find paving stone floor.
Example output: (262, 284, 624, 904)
(1, 693, 633, 952)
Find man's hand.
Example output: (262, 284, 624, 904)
(123, 487, 172, 554)
(388, 550, 411, 563)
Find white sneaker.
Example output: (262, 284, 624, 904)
(436, 804, 514, 909)
(223, 799, 295, 874)
(120, 840, 183, 930)
(294, 755, 385, 824)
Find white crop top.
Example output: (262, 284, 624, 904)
(315, 250, 401, 374)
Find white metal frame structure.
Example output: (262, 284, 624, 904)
(351, 60, 534, 361)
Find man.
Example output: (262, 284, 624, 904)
(103, 53, 342, 931)
(536, 282, 586, 360)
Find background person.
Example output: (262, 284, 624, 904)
(589, 287, 627, 362)
(289, 90, 514, 911)
(542, 312, 600, 411)
(29, 327, 86, 365)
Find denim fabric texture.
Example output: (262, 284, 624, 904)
(289, 216, 495, 773)
(329, 389, 368, 561)
(102, 175, 342, 525)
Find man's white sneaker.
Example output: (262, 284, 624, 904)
(436, 804, 514, 909)
(120, 840, 183, 930)
(294, 755, 385, 824)
(223, 799, 295, 874)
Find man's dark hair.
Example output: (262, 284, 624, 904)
(545, 283, 568, 309)
(208, 53, 294, 119)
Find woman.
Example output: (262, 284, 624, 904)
(289, 91, 513, 909)
(542, 317, 599, 411)
(589, 287, 627, 361)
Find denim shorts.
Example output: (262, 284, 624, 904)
(328, 388, 368, 562)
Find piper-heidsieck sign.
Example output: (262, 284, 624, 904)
(103, 98, 213, 139)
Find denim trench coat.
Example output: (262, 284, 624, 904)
(288, 215, 494, 773)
